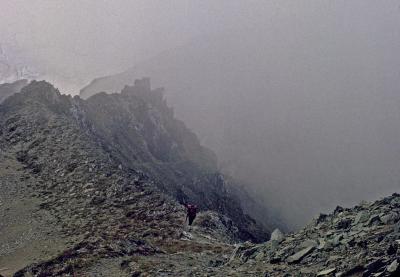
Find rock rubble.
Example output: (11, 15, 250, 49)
(224, 193, 400, 276)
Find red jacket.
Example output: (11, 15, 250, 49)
(186, 204, 197, 217)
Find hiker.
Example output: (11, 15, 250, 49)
(185, 203, 197, 226)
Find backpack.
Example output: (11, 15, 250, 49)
(187, 204, 197, 216)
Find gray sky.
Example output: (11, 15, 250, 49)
(1, 0, 398, 93)
(0, 0, 354, 92)
(0, 0, 281, 91)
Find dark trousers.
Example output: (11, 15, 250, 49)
(188, 215, 196, 225)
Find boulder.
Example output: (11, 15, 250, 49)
(316, 268, 336, 276)
(380, 212, 400, 225)
(336, 218, 352, 229)
(367, 214, 382, 226)
(299, 239, 318, 249)
(365, 259, 385, 274)
(286, 246, 315, 264)
(387, 259, 399, 273)
(270, 229, 284, 243)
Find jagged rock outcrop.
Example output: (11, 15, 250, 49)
(0, 80, 267, 276)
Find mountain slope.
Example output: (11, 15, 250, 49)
(1, 80, 399, 276)
(0, 79, 28, 104)
(0, 80, 267, 276)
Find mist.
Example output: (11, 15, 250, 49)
(2, 0, 400, 229)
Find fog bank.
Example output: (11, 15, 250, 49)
(2, 0, 400, 228)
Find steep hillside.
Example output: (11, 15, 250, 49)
(0, 80, 267, 276)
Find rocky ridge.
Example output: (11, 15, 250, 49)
(78, 78, 268, 242)
(0, 80, 265, 276)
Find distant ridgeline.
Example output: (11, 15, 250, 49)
(0, 79, 28, 104)
(0, 79, 269, 242)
